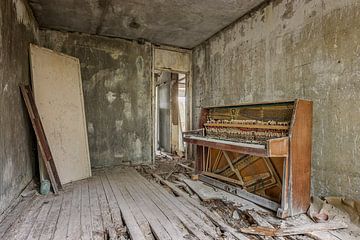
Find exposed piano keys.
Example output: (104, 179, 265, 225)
(183, 99, 313, 218)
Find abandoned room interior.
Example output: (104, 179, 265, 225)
(1, 0, 360, 239)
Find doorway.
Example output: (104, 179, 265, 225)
(155, 71, 187, 157)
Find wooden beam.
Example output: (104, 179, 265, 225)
(20, 85, 62, 194)
(223, 151, 244, 185)
(202, 171, 244, 186)
(239, 222, 348, 237)
(176, 163, 194, 171)
(199, 175, 280, 211)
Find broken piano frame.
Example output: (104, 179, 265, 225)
(183, 99, 312, 218)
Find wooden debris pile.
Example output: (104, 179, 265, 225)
(140, 156, 360, 240)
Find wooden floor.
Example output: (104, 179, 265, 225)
(0, 167, 234, 240)
(2, 166, 358, 240)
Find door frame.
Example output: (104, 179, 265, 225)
(151, 45, 192, 163)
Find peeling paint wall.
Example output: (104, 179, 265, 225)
(41, 30, 152, 167)
(0, 0, 39, 213)
(193, 0, 360, 199)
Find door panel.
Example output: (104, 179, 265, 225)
(30, 44, 91, 184)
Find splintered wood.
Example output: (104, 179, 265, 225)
(239, 222, 348, 237)
(0, 168, 244, 240)
(0, 166, 357, 240)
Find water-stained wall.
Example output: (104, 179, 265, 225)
(0, 0, 39, 213)
(41, 30, 152, 167)
(193, 0, 360, 199)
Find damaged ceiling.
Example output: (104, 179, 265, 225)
(29, 0, 266, 49)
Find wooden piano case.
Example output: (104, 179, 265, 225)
(183, 99, 312, 218)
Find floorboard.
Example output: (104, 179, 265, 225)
(0, 166, 283, 240)
(107, 171, 147, 240)
(52, 185, 73, 240)
(88, 177, 104, 240)
(120, 173, 178, 240)
(39, 194, 63, 240)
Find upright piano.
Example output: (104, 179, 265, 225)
(183, 99, 312, 218)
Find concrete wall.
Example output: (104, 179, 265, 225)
(192, 0, 360, 199)
(40, 30, 152, 167)
(0, 0, 39, 213)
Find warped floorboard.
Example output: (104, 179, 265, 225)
(0, 167, 223, 240)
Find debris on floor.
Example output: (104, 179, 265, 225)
(1, 155, 359, 240)
(137, 154, 360, 240)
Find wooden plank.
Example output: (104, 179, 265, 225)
(100, 173, 124, 230)
(177, 197, 222, 232)
(80, 179, 92, 240)
(287, 99, 313, 216)
(176, 163, 194, 171)
(178, 176, 217, 201)
(20, 85, 62, 193)
(203, 171, 244, 186)
(199, 174, 280, 211)
(0, 194, 37, 238)
(179, 175, 266, 212)
(0, 194, 22, 224)
(39, 194, 64, 240)
(115, 176, 165, 239)
(0, 195, 39, 239)
(122, 169, 208, 239)
(206, 147, 211, 171)
(88, 176, 105, 240)
(240, 221, 347, 237)
(26, 196, 53, 240)
(223, 151, 244, 185)
(152, 174, 250, 240)
(7, 196, 46, 240)
(143, 179, 215, 239)
(105, 172, 153, 240)
(246, 210, 284, 240)
(212, 150, 222, 171)
(127, 168, 218, 237)
(128, 174, 211, 239)
(120, 173, 185, 239)
(93, 174, 117, 239)
(120, 179, 173, 240)
(283, 214, 345, 240)
(106, 173, 147, 240)
(133, 171, 217, 235)
(107, 172, 153, 239)
(52, 185, 74, 240)
(67, 181, 82, 240)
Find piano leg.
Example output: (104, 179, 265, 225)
(277, 156, 290, 218)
